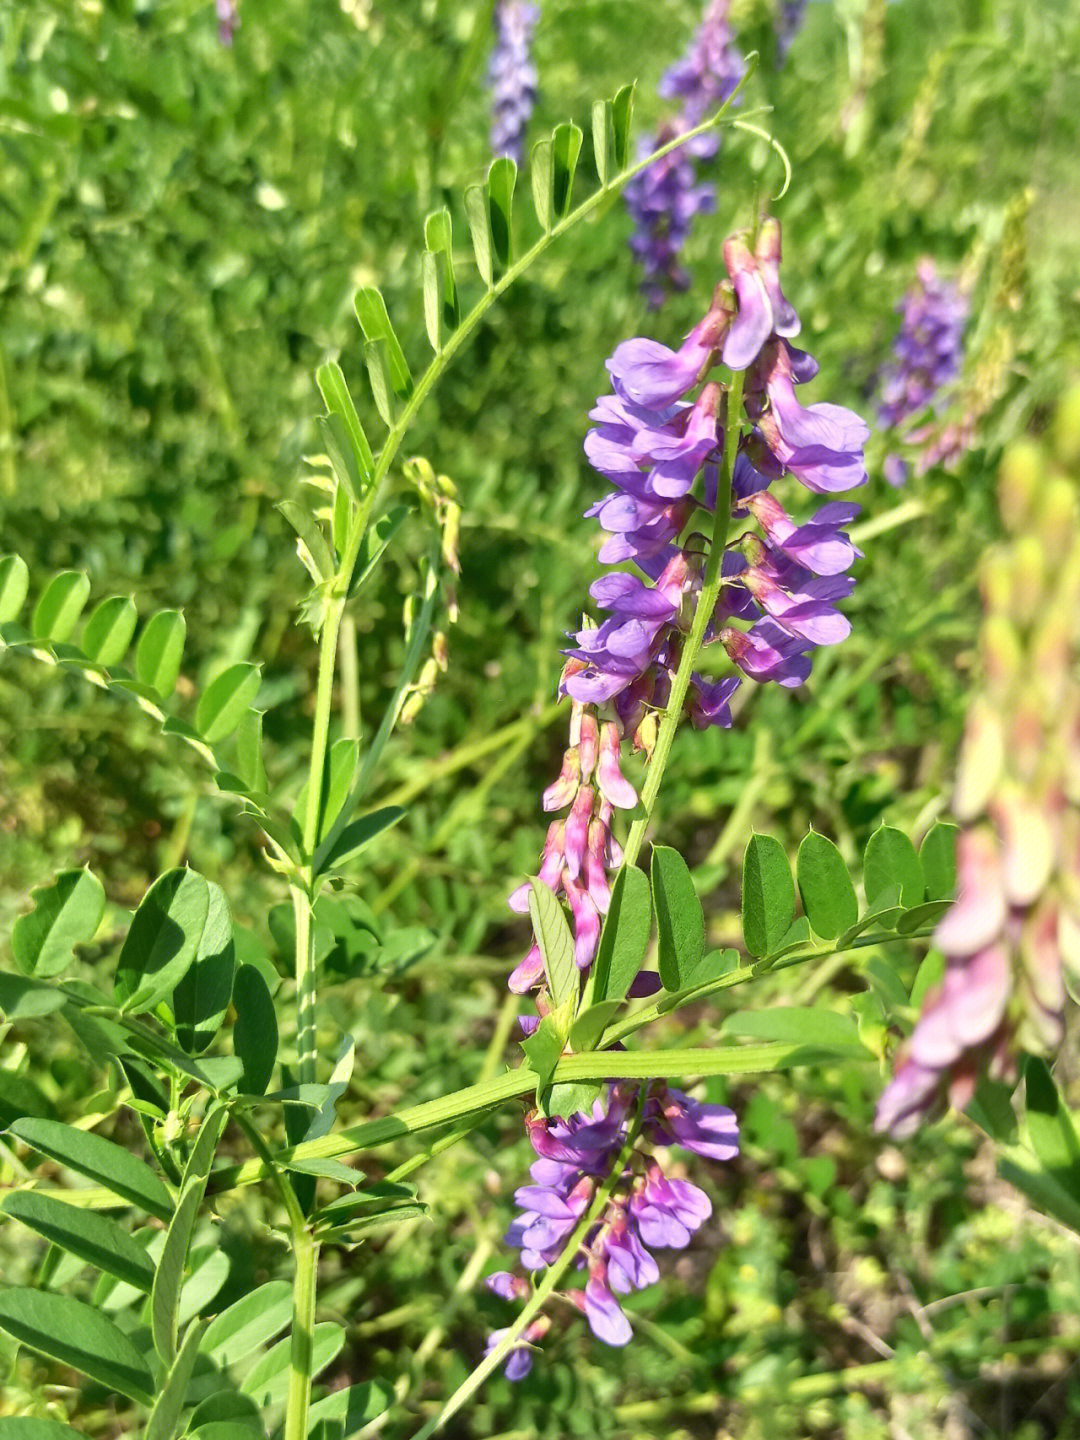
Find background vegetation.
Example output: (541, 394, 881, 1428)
(2, 0, 1080, 1435)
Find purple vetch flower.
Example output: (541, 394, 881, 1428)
(488, 2, 540, 165)
(487, 1083, 737, 1368)
(484, 1316, 550, 1381)
(878, 258, 969, 484)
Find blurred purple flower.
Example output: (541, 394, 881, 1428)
(215, 0, 239, 45)
(878, 259, 969, 484)
(627, 0, 744, 304)
(488, 2, 539, 165)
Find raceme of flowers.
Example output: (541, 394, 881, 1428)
(875, 450, 1080, 1137)
(488, 1, 540, 166)
(878, 258, 969, 486)
(486, 1083, 738, 1373)
(490, 218, 868, 1370)
(625, 0, 744, 306)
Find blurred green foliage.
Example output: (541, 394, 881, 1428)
(2, 0, 1080, 1435)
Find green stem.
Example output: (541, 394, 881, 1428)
(303, 595, 346, 856)
(233, 1111, 317, 1440)
(291, 884, 318, 1087)
(621, 367, 746, 872)
(409, 1100, 645, 1440)
(339, 611, 361, 741)
(284, 1228, 320, 1440)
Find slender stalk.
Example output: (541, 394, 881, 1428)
(302, 595, 346, 856)
(409, 1100, 645, 1440)
(285, 1227, 320, 1440)
(621, 368, 746, 871)
(291, 883, 318, 1087)
(233, 1111, 319, 1440)
(339, 611, 361, 741)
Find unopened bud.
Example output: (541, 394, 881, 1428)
(433, 631, 449, 671)
(633, 711, 659, 760)
(990, 786, 1056, 907)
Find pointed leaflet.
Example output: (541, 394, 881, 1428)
(464, 184, 494, 285)
(197, 663, 262, 744)
(611, 82, 635, 170)
(186, 1393, 264, 1435)
(354, 288, 413, 401)
(278, 499, 336, 582)
(12, 867, 105, 978)
(0, 972, 66, 1020)
(173, 881, 236, 1053)
(314, 805, 406, 877)
(591, 98, 612, 185)
(200, 1280, 292, 1367)
(236, 708, 268, 794)
(136, 610, 187, 698)
(306, 1382, 394, 1438)
(487, 156, 516, 268)
(0, 1191, 156, 1291)
(240, 1324, 346, 1409)
(233, 963, 278, 1096)
(651, 845, 705, 991)
(32, 570, 90, 642)
(569, 1000, 621, 1053)
(424, 208, 459, 330)
(720, 1006, 864, 1052)
(316, 361, 375, 492)
(422, 250, 445, 351)
(152, 1104, 228, 1364)
(552, 122, 583, 218)
(348, 504, 412, 597)
(0, 1290, 154, 1404)
(796, 831, 857, 940)
(9, 1117, 173, 1218)
(530, 138, 554, 231)
(81, 595, 138, 668)
(591, 864, 652, 1003)
(920, 821, 959, 902)
(527, 879, 578, 1007)
(145, 1318, 208, 1440)
(1024, 1057, 1080, 1196)
(864, 826, 924, 908)
(363, 339, 396, 426)
(318, 411, 365, 504)
(0, 553, 29, 622)
(742, 833, 796, 958)
(115, 868, 211, 1014)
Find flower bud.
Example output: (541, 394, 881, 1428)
(543, 748, 581, 813)
(977, 548, 1013, 615)
(990, 787, 1056, 907)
